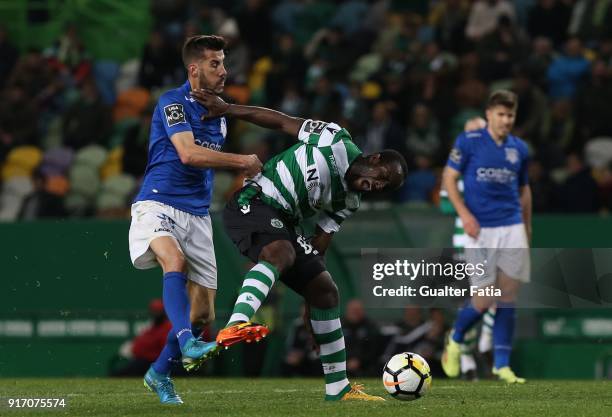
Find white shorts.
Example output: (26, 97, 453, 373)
(128, 200, 217, 289)
(464, 223, 530, 288)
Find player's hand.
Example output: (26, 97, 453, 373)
(461, 213, 480, 239)
(464, 117, 486, 132)
(190, 89, 230, 120)
(242, 154, 262, 177)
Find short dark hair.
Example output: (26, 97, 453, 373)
(486, 89, 517, 110)
(182, 35, 226, 68)
(380, 149, 409, 182)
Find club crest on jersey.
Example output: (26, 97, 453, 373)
(505, 148, 519, 164)
(164, 103, 186, 127)
(271, 218, 284, 229)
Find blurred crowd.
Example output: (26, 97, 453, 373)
(2, 0, 612, 220)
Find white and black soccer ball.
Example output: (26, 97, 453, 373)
(382, 352, 432, 401)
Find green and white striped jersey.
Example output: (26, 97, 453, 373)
(251, 119, 363, 233)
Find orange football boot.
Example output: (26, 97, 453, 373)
(216, 322, 270, 348)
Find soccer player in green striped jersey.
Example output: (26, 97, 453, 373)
(191, 89, 407, 401)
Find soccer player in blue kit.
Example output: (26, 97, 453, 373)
(441, 90, 532, 384)
(128, 35, 263, 404)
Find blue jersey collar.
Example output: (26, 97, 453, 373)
(483, 128, 510, 147)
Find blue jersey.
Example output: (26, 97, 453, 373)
(446, 128, 528, 227)
(134, 81, 227, 216)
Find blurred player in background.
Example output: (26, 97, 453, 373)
(440, 117, 496, 380)
(441, 90, 531, 384)
(128, 35, 262, 404)
(190, 89, 408, 401)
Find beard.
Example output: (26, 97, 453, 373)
(199, 73, 224, 94)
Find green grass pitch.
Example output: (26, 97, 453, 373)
(1, 378, 611, 417)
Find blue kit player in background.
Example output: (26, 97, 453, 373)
(440, 116, 497, 381)
(128, 35, 262, 404)
(441, 90, 532, 384)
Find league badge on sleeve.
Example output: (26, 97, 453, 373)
(303, 120, 328, 134)
(505, 148, 519, 164)
(164, 103, 186, 127)
(449, 148, 462, 164)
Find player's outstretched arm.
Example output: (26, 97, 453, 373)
(442, 166, 480, 238)
(190, 89, 305, 137)
(170, 131, 262, 177)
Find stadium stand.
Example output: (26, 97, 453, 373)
(1, 0, 612, 217)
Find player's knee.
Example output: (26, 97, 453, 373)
(151, 237, 187, 273)
(157, 250, 187, 273)
(498, 290, 518, 303)
(472, 296, 493, 311)
(326, 281, 339, 308)
(259, 240, 295, 273)
(165, 254, 187, 273)
(497, 279, 520, 302)
(313, 280, 339, 310)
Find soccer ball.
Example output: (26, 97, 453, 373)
(382, 352, 432, 401)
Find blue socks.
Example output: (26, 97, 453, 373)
(151, 324, 204, 375)
(452, 301, 484, 343)
(152, 329, 181, 375)
(162, 272, 193, 348)
(152, 272, 202, 376)
(452, 300, 516, 368)
(493, 302, 515, 369)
